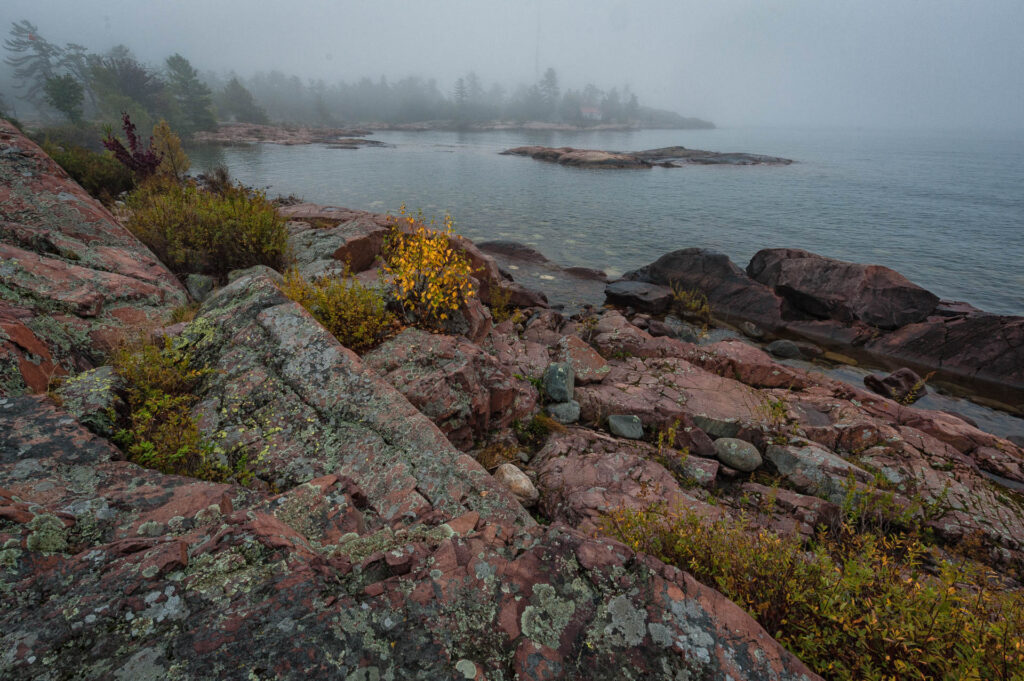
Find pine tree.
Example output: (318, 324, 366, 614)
(3, 20, 61, 107)
(43, 74, 83, 122)
(165, 54, 216, 135)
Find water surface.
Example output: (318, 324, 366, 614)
(190, 126, 1024, 315)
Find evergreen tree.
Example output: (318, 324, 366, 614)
(539, 67, 560, 120)
(219, 77, 268, 124)
(3, 20, 61, 107)
(43, 73, 83, 122)
(165, 53, 216, 134)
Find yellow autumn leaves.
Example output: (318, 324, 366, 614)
(381, 205, 476, 327)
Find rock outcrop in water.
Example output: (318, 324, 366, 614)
(501, 145, 793, 168)
(3, 120, 1024, 680)
(615, 247, 1024, 412)
(193, 122, 378, 146)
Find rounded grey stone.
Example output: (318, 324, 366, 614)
(608, 414, 644, 439)
(713, 438, 762, 472)
(542, 362, 575, 402)
(546, 400, 581, 424)
(765, 339, 802, 359)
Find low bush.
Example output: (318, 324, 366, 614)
(42, 142, 134, 204)
(603, 505, 1024, 681)
(281, 268, 398, 353)
(513, 412, 564, 450)
(381, 206, 476, 328)
(125, 179, 290, 281)
(110, 338, 239, 482)
(670, 282, 711, 327)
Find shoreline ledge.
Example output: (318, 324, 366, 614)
(608, 247, 1024, 413)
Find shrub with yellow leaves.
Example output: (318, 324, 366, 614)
(380, 205, 476, 328)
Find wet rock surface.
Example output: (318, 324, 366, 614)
(0, 119, 187, 396)
(615, 246, 1024, 411)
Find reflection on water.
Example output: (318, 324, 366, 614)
(188, 127, 1024, 316)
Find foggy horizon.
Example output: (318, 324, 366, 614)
(3, 0, 1024, 131)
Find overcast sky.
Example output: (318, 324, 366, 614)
(3, 0, 1023, 130)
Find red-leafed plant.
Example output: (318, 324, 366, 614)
(102, 112, 162, 179)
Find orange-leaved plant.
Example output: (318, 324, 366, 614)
(380, 205, 475, 328)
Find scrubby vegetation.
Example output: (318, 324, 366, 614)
(604, 503, 1024, 681)
(125, 178, 290, 281)
(41, 141, 134, 204)
(281, 268, 398, 352)
(110, 337, 252, 483)
(381, 206, 476, 328)
(670, 282, 711, 328)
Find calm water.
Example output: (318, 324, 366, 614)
(189, 127, 1024, 316)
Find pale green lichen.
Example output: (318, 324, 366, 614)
(520, 582, 576, 649)
(25, 513, 68, 553)
(331, 524, 452, 563)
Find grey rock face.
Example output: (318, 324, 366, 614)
(608, 414, 644, 439)
(546, 400, 581, 424)
(765, 339, 802, 359)
(542, 362, 575, 403)
(185, 273, 216, 302)
(713, 438, 762, 472)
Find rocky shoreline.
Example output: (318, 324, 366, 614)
(192, 122, 381, 147)
(502, 145, 794, 169)
(605, 248, 1024, 414)
(2, 118, 1023, 679)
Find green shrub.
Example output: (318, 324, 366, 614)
(603, 505, 1024, 681)
(110, 338, 233, 481)
(125, 179, 290, 281)
(281, 268, 398, 353)
(42, 142, 134, 204)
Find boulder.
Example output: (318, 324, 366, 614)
(476, 240, 549, 262)
(542, 362, 575, 403)
(765, 339, 802, 359)
(493, 463, 539, 506)
(604, 280, 675, 314)
(555, 334, 610, 384)
(713, 438, 762, 472)
(764, 440, 874, 503)
(747, 248, 939, 329)
(536, 450, 719, 533)
(364, 327, 535, 451)
(185, 273, 216, 302)
(622, 248, 787, 331)
(864, 368, 928, 403)
(546, 400, 581, 424)
(608, 414, 644, 439)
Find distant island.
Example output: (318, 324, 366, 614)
(501, 144, 793, 168)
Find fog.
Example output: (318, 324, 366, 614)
(3, 0, 1023, 130)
